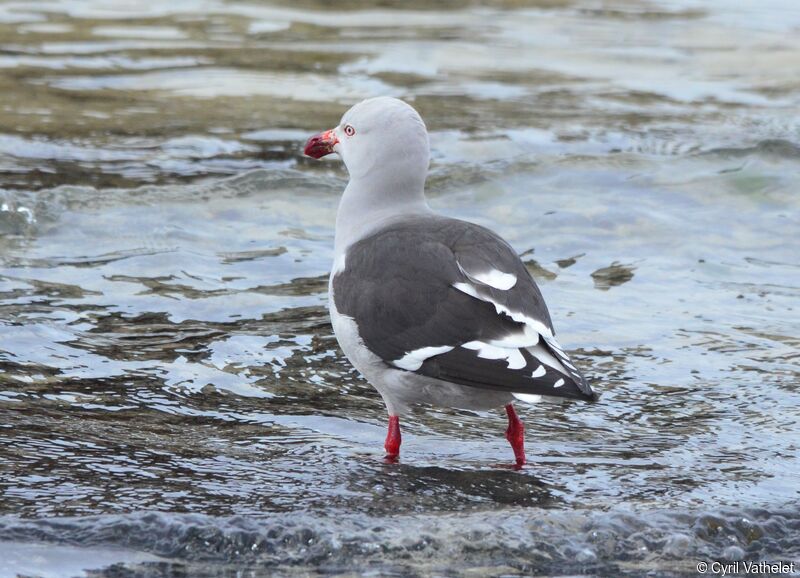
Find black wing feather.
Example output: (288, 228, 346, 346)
(333, 215, 596, 402)
(419, 347, 591, 401)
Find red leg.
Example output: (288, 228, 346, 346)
(505, 404, 526, 466)
(384, 415, 401, 462)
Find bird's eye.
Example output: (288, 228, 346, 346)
(344, 125, 356, 137)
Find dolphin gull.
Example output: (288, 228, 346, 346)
(304, 97, 596, 466)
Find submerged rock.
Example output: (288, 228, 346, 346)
(591, 262, 636, 290)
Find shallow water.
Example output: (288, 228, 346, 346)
(0, 0, 799, 576)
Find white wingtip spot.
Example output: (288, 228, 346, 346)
(531, 365, 546, 378)
(553, 378, 565, 388)
(393, 345, 453, 371)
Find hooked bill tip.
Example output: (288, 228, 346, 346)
(304, 130, 337, 159)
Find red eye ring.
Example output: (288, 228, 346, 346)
(344, 125, 355, 137)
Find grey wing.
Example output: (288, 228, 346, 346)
(332, 216, 596, 402)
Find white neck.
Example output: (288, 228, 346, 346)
(334, 170, 431, 255)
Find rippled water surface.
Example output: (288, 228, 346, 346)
(1, 0, 799, 576)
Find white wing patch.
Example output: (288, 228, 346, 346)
(393, 345, 454, 371)
(389, 284, 583, 395)
(452, 281, 579, 383)
(456, 261, 517, 291)
(452, 282, 554, 342)
(484, 331, 539, 348)
(462, 341, 526, 369)
(469, 269, 517, 290)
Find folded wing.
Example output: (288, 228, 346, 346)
(332, 216, 596, 402)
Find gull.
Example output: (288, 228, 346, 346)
(304, 97, 596, 466)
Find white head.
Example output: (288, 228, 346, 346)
(304, 97, 430, 192)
